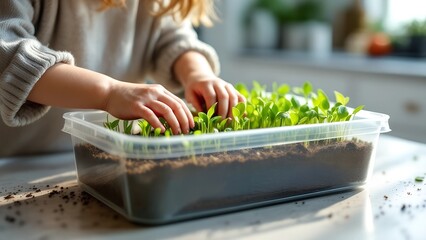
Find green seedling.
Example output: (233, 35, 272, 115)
(104, 81, 364, 137)
(415, 176, 424, 182)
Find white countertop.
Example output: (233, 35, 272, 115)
(1, 135, 425, 240)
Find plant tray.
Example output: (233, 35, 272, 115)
(63, 109, 390, 224)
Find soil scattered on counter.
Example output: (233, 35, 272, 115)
(0, 183, 132, 229)
(4, 194, 14, 200)
(373, 176, 426, 220)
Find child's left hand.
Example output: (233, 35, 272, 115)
(183, 77, 245, 118)
(173, 51, 245, 118)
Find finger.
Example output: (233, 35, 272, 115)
(136, 104, 165, 132)
(158, 93, 192, 134)
(202, 84, 217, 112)
(214, 83, 229, 118)
(237, 92, 246, 103)
(159, 96, 190, 134)
(147, 100, 182, 135)
(164, 91, 194, 130)
(225, 84, 239, 118)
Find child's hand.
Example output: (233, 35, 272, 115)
(183, 77, 246, 118)
(105, 81, 194, 135)
(173, 51, 245, 119)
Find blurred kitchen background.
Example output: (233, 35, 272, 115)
(197, 0, 426, 143)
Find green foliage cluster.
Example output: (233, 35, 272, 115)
(244, 0, 324, 27)
(405, 19, 426, 36)
(104, 82, 364, 137)
(104, 118, 133, 134)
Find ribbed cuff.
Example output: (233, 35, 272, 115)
(0, 40, 74, 127)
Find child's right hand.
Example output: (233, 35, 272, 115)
(105, 81, 194, 135)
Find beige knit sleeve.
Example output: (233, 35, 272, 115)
(0, 0, 74, 127)
(149, 17, 220, 93)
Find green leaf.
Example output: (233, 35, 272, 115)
(110, 119, 120, 130)
(415, 176, 424, 182)
(306, 110, 317, 119)
(235, 83, 249, 98)
(251, 97, 259, 106)
(277, 84, 290, 95)
(253, 81, 265, 92)
(232, 107, 240, 119)
(300, 105, 309, 113)
(252, 109, 259, 117)
(352, 105, 364, 115)
(310, 117, 319, 124)
(337, 105, 349, 119)
(246, 104, 254, 115)
(292, 87, 303, 96)
(290, 112, 299, 125)
(123, 120, 133, 134)
(284, 118, 292, 126)
(137, 119, 148, 132)
(321, 99, 330, 111)
(261, 106, 269, 120)
(154, 127, 162, 136)
(291, 97, 300, 109)
(257, 97, 265, 107)
(235, 102, 246, 116)
(211, 115, 223, 125)
(218, 118, 229, 130)
(198, 112, 209, 124)
(270, 103, 279, 120)
(282, 98, 291, 112)
(332, 102, 343, 109)
(303, 82, 313, 97)
(299, 117, 308, 124)
(334, 91, 350, 106)
(207, 103, 217, 119)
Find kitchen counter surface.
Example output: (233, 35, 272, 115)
(1, 135, 425, 240)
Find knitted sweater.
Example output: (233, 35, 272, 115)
(0, 0, 220, 156)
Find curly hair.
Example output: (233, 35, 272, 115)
(99, 0, 217, 27)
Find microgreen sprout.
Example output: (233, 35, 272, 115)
(415, 176, 424, 182)
(103, 81, 365, 137)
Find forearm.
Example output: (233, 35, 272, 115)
(28, 63, 194, 134)
(28, 63, 113, 110)
(173, 51, 216, 86)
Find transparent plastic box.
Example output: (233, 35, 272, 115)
(63, 109, 390, 224)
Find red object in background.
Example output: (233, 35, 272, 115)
(368, 33, 392, 57)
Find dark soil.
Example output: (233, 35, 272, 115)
(73, 139, 373, 224)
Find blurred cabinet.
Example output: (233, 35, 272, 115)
(348, 74, 426, 142)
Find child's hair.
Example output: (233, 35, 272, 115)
(100, 0, 217, 27)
